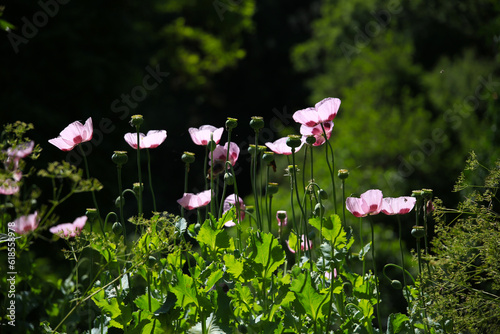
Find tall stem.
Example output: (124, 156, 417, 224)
(135, 129, 143, 216)
(369, 218, 382, 330)
(146, 149, 157, 212)
(79, 145, 102, 231)
(321, 124, 337, 214)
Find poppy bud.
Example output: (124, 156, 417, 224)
(112, 222, 123, 235)
(314, 203, 325, 216)
(249, 116, 264, 131)
(226, 117, 238, 130)
(112, 151, 128, 166)
(318, 189, 328, 200)
(181, 151, 195, 164)
(391, 280, 402, 290)
(130, 114, 144, 127)
(286, 135, 302, 148)
(115, 196, 125, 208)
(224, 172, 234, 185)
(148, 256, 157, 267)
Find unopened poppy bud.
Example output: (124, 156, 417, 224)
(148, 256, 157, 267)
(224, 172, 234, 185)
(314, 203, 325, 216)
(277, 210, 287, 221)
(305, 135, 316, 145)
(286, 135, 302, 148)
(318, 189, 328, 200)
(226, 117, 238, 130)
(115, 196, 125, 208)
(426, 200, 434, 214)
(267, 182, 279, 195)
(207, 140, 217, 152)
(112, 151, 128, 166)
(181, 151, 195, 164)
(112, 222, 123, 235)
(338, 169, 349, 179)
(411, 225, 425, 239)
(249, 116, 264, 131)
(130, 114, 144, 127)
(391, 280, 403, 290)
(86, 208, 98, 221)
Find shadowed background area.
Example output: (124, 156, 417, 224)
(1, 0, 500, 324)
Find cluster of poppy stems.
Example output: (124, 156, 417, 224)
(5, 96, 419, 248)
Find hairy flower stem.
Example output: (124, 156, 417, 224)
(79, 145, 103, 232)
(289, 165, 300, 259)
(341, 178, 347, 230)
(218, 128, 233, 218)
(252, 133, 262, 230)
(291, 149, 309, 257)
(369, 217, 382, 329)
(321, 124, 337, 214)
(146, 149, 157, 212)
(135, 128, 143, 216)
(116, 166, 127, 239)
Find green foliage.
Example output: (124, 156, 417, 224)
(424, 153, 500, 333)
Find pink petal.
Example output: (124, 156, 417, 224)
(222, 194, 245, 226)
(12, 212, 39, 234)
(360, 189, 383, 215)
(293, 107, 320, 127)
(72, 216, 88, 230)
(48, 137, 76, 151)
(265, 137, 305, 155)
(177, 190, 212, 210)
(7, 141, 34, 159)
(383, 196, 416, 215)
(276, 210, 287, 226)
(0, 179, 19, 195)
(188, 125, 223, 146)
(346, 197, 368, 217)
(300, 121, 333, 146)
(315, 98, 340, 123)
(124, 132, 145, 149)
(143, 130, 167, 149)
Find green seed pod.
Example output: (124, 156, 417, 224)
(262, 151, 275, 163)
(226, 117, 238, 130)
(130, 114, 144, 127)
(411, 225, 425, 239)
(112, 151, 128, 166)
(248, 144, 256, 156)
(85, 208, 98, 221)
(391, 279, 403, 290)
(181, 151, 195, 164)
(249, 116, 264, 131)
(338, 169, 349, 180)
(318, 189, 328, 200)
(412, 189, 424, 199)
(305, 135, 316, 145)
(267, 182, 279, 195)
(286, 135, 302, 148)
(112, 222, 123, 235)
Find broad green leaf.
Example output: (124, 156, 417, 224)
(251, 232, 285, 278)
(358, 299, 374, 319)
(289, 272, 329, 321)
(170, 270, 199, 308)
(223, 254, 244, 280)
(287, 231, 298, 254)
(204, 268, 224, 293)
(196, 220, 230, 252)
(91, 288, 132, 329)
(134, 294, 161, 313)
(386, 313, 411, 334)
(322, 214, 346, 248)
(359, 242, 371, 261)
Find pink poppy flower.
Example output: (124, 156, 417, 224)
(0, 179, 20, 195)
(276, 210, 287, 226)
(49, 118, 93, 151)
(177, 189, 212, 210)
(222, 194, 246, 227)
(7, 141, 34, 161)
(293, 97, 341, 127)
(209, 142, 240, 167)
(325, 268, 338, 280)
(188, 125, 224, 146)
(265, 137, 305, 155)
(300, 121, 334, 146)
(287, 235, 313, 253)
(124, 130, 167, 149)
(11, 212, 39, 234)
(381, 197, 416, 215)
(50, 216, 87, 238)
(346, 189, 384, 217)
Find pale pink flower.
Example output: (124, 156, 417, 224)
(381, 197, 416, 215)
(276, 210, 287, 226)
(0, 179, 19, 195)
(177, 189, 212, 210)
(325, 268, 338, 280)
(293, 97, 341, 127)
(7, 141, 34, 161)
(222, 194, 246, 227)
(346, 189, 384, 217)
(49, 118, 93, 151)
(287, 235, 313, 253)
(11, 212, 39, 234)
(265, 137, 305, 155)
(188, 125, 224, 146)
(50, 216, 87, 238)
(300, 121, 334, 146)
(124, 130, 167, 149)
(209, 142, 240, 167)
